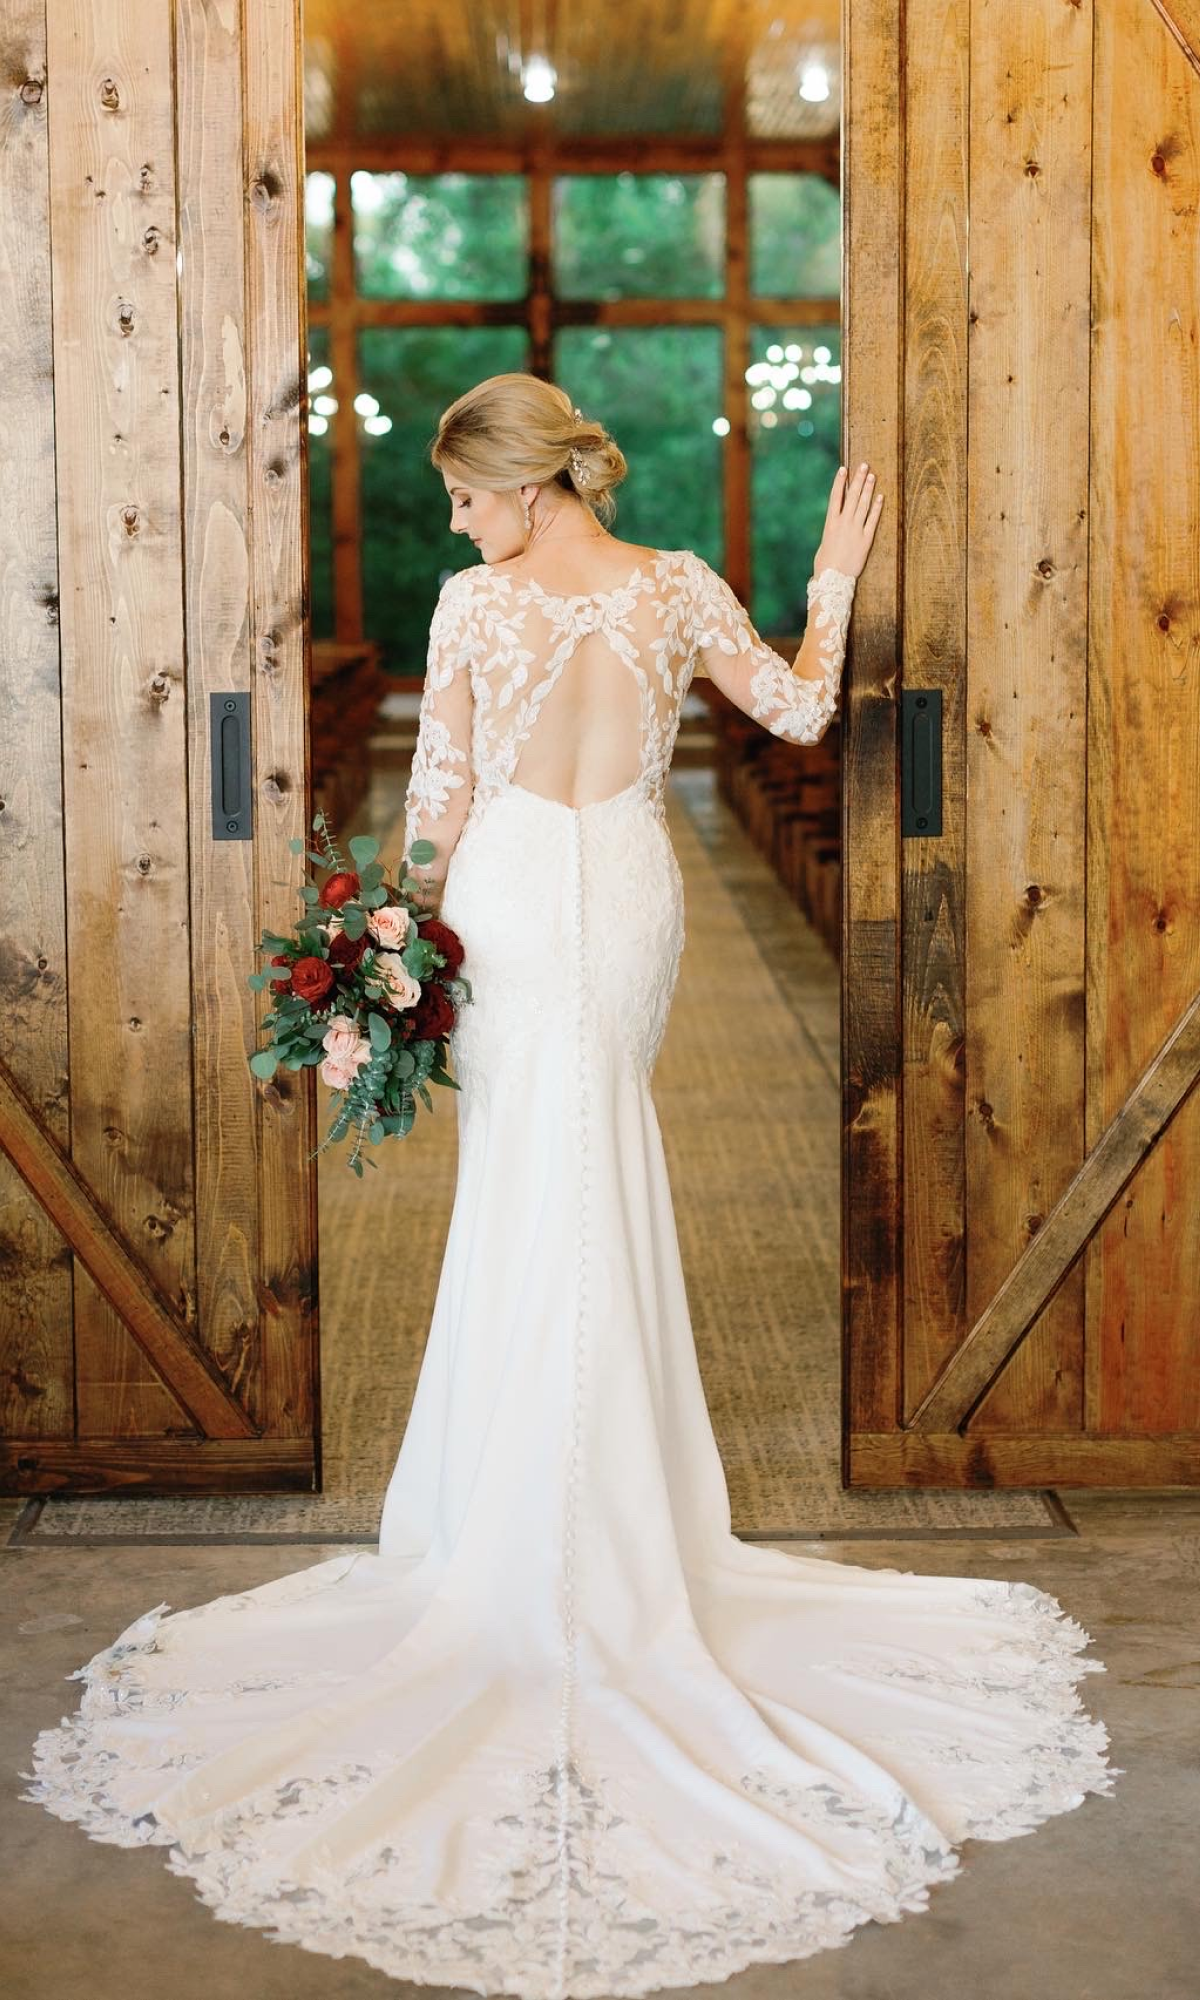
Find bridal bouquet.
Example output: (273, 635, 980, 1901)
(246, 811, 470, 1175)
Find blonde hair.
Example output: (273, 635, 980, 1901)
(430, 372, 627, 527)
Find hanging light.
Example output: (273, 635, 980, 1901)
(798, 60, 830, 103)
(522, 55, 556, 103)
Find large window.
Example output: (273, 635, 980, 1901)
(553, 174, 725, 300)
(353, 173, 528, 300)
(305, 324, 334, 641)
(750, 326, 842, 635)
(306, 160, 841, 670)
(358, 327, 529, 662)
(555, 327, 724, 560)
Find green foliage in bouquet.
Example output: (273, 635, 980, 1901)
(245, 810, 471, 1176)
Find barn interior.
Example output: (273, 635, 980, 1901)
(4, 6, 1192, 1995)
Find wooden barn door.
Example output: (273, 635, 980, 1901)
(842, 0, 1200, 1489)
(0, 0, 318, 1494)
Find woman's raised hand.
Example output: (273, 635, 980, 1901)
(813, 462, 884, 581)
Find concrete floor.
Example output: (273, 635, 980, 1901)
(4, 1490, 1197, 2000)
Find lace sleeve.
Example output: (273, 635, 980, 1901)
(688, 552, 856, 746)
(403, 571, 477, 909)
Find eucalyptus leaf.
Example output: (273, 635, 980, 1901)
(340, 906, 367, 940)
(368, 1011, 392, 1051)
(249, 1049, 278, 1079)
(409, 838, 436, 865)
(348, 834, 381, 867)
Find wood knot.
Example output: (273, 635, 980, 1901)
(142, 224, 163, 255)
(136, 854, 153, 874)
(99, 76, 121, 111)
(250, 168, 285, 214)
(1025, 883, 1043, 905)
(121, 506, 140, 536)
(1036, 557, 1055, 579)
(21, 78, 44, 105)
(115, 298, 136, 337)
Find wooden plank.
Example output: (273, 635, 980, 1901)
(245, 0, 321, 1444)
(310, 297, 844, 331)
(910, 988, 1200, 1430)
(841, 0, 905, 1460)
(301, 0, 842, 151)
(1086, 0, 1200, 1435)
(0, 1, 73, 1437)
(175, 0, 263, 1419)
(849, 1430, 1200, 1487)
(898, 0, 969, 1419)
(329, 16, 363, 643)
(528, 119, 553, 380)
(0, 1437, 313, 1496)
(721, 19, 750, 598)
(961, 0, 1093, 1437)
(0, 1057, 256, 1438)
(46, 0, 199, 1439)
(1150, 0, 1200, 75)
(304, 138, 841, 179)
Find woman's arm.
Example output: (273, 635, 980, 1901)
(690, 461, 884, 745)
(403, 570, 477, 911)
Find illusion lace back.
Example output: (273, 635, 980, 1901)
(22, 547, 1120, 1999)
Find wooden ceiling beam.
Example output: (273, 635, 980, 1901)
(305, 137, 839, 183)
(307, 296, 841, 329)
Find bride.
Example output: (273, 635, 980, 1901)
(22, 373, 1118, 1998)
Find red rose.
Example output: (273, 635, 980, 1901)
(412, 981, 456, 1042)
(319, 870, 360, 910)
(269, 953, 292, 990)
(328, 929, 368, 973)
(290, 955, 336, 1006)
(418, 917, 465, 977)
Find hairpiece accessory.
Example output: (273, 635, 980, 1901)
(569, 406, 591, 486)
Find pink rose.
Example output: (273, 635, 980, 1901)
(321, 1015, 367, 1063)
(367, 904, 410, 949)
(374, 949, 421, 1010)
(320, 1053, 363, 1090)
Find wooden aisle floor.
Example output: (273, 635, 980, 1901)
(3, 773, 1195, 1996)
(15, 768, 1057, 1544)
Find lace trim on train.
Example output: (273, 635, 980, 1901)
(20, 1574, 1118, 2000)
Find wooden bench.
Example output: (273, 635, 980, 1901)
(310, 639, 390, 834)
(707, 680, 842, 963)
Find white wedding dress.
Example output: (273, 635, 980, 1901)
(23, 547, 1119, 1998)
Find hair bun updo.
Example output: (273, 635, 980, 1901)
(431, 372, 628, 526)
